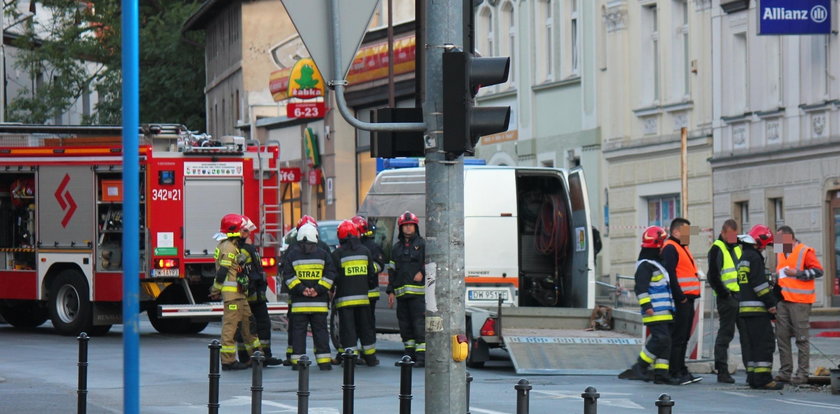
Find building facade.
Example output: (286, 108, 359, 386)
(710, 0, 840, 307)
(598, 0, 714, 280)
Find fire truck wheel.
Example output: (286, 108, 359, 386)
(48, 269, 93, 336)
(0, 302, 48, 329)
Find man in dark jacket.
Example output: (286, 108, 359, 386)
(387, 211, 426, 367)
(352, 215, 386, 328)
(706, 219, 742, 383)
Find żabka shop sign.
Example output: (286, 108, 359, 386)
(758, 0, 831, 35)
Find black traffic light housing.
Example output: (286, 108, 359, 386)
(371, 107, 425, 158)
(442, 49, 511, 156)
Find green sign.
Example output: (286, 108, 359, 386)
(154, 247, 178, 256)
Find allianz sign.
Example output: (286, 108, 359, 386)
(758, 0, 831, 35)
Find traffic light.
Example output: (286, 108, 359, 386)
(372, 107, 424, 158)
(442, 49, 511, 156)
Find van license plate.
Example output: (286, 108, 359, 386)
(152, 268, 179, 277)
(468, 289, 508, 301)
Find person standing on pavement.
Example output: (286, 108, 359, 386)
(352, 215, 386, 328)
(387, 211, 426, 368)
(737, 225, 783, 390)
(210, 214, 262, 371)
(283, 223, 337, 370)
(332, 220, 379, 366)
(619, 226, 680, 385)
(662, 217, 702, 385)
(234, 217, 283, 367)
(774, 225, 824, 385)
(707, 219, 743, 384)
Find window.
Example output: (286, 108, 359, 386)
(535, 0, 553, 81)
(731, 33, 748, 113)
(477, 7, 494, 57)
(734, 201, 749, 233)
(500, 2, 515, 86)
(770, 198, 784, 230)
(641, 4, 660, 104)
(808, 35, 829, 102)
(235, 90, 240, 122)
(647, 195, 681, 227)
(672, 0, 689, 99)
(570, 0, 579, 75)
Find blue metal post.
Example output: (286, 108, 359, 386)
(121, 1, 140, 413)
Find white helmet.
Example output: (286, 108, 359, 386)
(297, 223, 319, 243)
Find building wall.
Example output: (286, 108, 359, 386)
(710, 0, 840, 307)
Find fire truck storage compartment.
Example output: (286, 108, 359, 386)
(0, 171, 37, 270)
(95, 170, 144, 271)
(516, 172, 572, 307)
(183, 178, 243, 257)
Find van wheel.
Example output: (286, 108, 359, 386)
(0, 302, 48, 328)
(148, 286, 208, 334)
(329, 308, 341, 350)
(48, 269, 94, 336)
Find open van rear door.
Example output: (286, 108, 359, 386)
(566, 167, 594, 309)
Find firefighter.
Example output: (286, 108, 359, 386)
(619, 226, 680, 385)
(774, 225, 823, 385)
(387, 211, 426, 368)
(235, 217, 283, 366)
(707, 219, 743, 384)
(332, 220, 379, 366)
(351, 215, 386, 328)
(736, 224, 783, 390)
(662, 217, 702, 385)
(210, 214, 262, 371)
(283, 223, 336, 370)
(280, 215, 332, 365)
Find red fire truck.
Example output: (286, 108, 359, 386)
(0, 124, 285, 335)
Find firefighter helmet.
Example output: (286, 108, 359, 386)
(337, 220, 360, 240)
(242, 216, 257, 232)
(641, 226, 667, 248)
(10, 178, 35, 208)
(220, 213, 247, 237)
(350, 215, 371, 236)
(297, 223, 319, 243)
(398, 211, 419, 227)
(744, 224, 774, 249)
(296, 215, 318, 230)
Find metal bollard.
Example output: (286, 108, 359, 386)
(515, 379, 531, 414)
(581, 386, 600, 414)
(342, 349, 357, 414)
(77, 332, 89, 414)
(466, 372, 473, 414)
(208, 340, 221, 414)
(251, 351, 265, 414)
(656, 393, 675, 414)
(396, 355, 415, 414)
(296, 356, 312, 414)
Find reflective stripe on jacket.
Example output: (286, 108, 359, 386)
(713, 239, 742, 293)
(636, 259, 675, 324)
(776, 243, 816, 303)
(663, 239, 701, 296)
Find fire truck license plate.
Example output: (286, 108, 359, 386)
(467, 288, 508, 301)
(152, 269, 179, 277)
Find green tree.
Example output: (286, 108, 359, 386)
(6, 0, 205, 129)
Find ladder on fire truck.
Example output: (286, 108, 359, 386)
(251, 139, 282, 252)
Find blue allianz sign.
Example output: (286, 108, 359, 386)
(758, 0, 831, 35)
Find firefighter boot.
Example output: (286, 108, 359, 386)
(413, 351, 425, 368)
(618, 362, 649, 381)
(653, 369, 681, 385)
(363, 354, 380, 367)
(319, 363, 333, 371)
(261, 346, 283, 366)
(222, 361, 249, 371)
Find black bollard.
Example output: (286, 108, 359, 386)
(342, 349, 357, 414)
(297, 356, 312, 414)
(208, 340, 221, 414)
(251, 351, 265, 414)
(466, 372, 473, 414)
(581, 386, 600, 414)
(515, 379, 531, 414)
(77, 332, 89, 414)
(656, 393, 675, 414)
(396, 355, 415, 414)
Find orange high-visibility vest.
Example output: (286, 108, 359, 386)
(776, 243, 816, 303)
(663, 239, 701, 296)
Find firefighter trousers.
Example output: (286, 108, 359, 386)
(221, 298, 259, 365)
(337, 305, 376, 355)
(714, 294, 746, 372)
(236, 300, 274, 361)
(290, 312, 332, 366)
(740, 314, 775, 388)
(669, 297, 695, 378)
(369, 298, 378, 328)
(396, 296, 425, 359)
(638, 323, 672, 375)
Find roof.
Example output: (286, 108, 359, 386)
(182, 0, 235, 32)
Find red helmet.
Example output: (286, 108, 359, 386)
(296, 215, 318, 230)
(398, 211, 419, 227)
(641, 226, 667, 248)
(337, 220, 360, 240)
(351, 215, 370, 235)
(220, 213, 247, 236)
(242, 216, 257, 232)
(746, 224, 774, 249)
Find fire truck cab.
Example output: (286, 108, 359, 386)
(0, 124, 283, 335)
